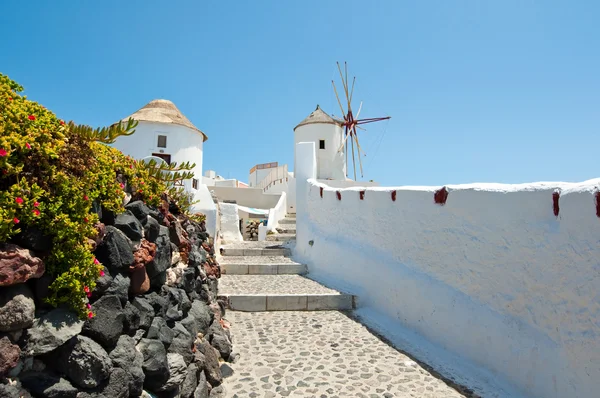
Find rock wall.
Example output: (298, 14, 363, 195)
(0, 198, 233, 398)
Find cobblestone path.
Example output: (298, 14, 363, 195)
(218, 214, 470, 398)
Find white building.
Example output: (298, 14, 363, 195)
(203, 170, 249, 188)
(112, 99, 218, 238)
(293, 105, 346, 181)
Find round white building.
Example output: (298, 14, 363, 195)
(293, 105, 346, 180)
(112, 99, 207, 193)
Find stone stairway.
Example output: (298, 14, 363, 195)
(266, 213, 296, 242)
(217, 213, 472, 397)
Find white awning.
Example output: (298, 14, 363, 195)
(237, 205, 269, 216)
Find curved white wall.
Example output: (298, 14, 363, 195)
(294, 155, 600, 398)
(294, 123, 345, 180)
(112, 121, 204, 192)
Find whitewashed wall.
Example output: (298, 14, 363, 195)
(189, 183, 217, 240)
(211, 186, 281, 209)
(294, 123, 345, 180)
(219, 202, 243, 242)
(112, 121, 204, 192)
(294, 151, 600, 398)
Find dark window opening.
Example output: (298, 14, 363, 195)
(192, 178, 198, 189)
(151, 153, 171, 165)
(157, 135, 167, 148)
(319, 140, 325, 149)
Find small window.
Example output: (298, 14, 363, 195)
(192, 178, 198, 189)
(157, 135, 167, 148)
(319, 140, 325, 149)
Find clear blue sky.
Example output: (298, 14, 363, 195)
(1, 1, 598, 186)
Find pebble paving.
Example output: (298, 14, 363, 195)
(225, 311, 466, 398)
(219, 275, 341, 296)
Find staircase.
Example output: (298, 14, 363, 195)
(217, 213, 471, 397)
(219, 214, 354, 311)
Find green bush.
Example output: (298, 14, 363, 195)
(0, 73, 195, 318)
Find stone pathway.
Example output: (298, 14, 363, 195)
(218, 214, 471, 398)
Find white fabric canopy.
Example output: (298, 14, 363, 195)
(237, 205, 270, 216)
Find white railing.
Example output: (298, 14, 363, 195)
(258, 164, 288, 191)
(266, 192, 287, 232)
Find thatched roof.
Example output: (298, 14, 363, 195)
(120, 99, 207, 141)
(294, 105, 342, 131)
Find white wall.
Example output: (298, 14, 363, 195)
(249, 168, 272, 187)
(267, 192, 287, 232)
(295, 166, 600, 397)
(211, 186, 281, 209)
(219, 202, 242, 242)
(189, 183, 217, 240)
(112, 121, 204, 192)
(317, 179, 380, 188)
(294, 123, 346, 180)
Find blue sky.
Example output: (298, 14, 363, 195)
(1, 0, 598, 186)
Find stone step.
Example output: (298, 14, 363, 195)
(266, 233, 296, 242)
(218, 275, 355, 311)
(220, 256, 307, 275)
(220, 241, 291, 257)
(279, 218, 296, 225)
(276, 226, 296, 234)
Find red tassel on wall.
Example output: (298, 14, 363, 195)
(552, 191, 560, 217)
(434, 187, 449, 205)
(320, 187, 323, 198)
(595, 191, 600, 218)
(359, 191, 365, 200)
(336, 191, 342, 201)
(391, 191, 396, 202)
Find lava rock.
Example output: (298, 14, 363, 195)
(194, 371, 209, 398)
(95, 367, 131, 398)
(208, 320, 232, 361)
(188, 300, 213, 336)
(146, 226, 171, 278)
(132, 297, 154, 330)
(92, 266, 113, 299)
(20, 371, 78, 398)
(168, 322, 194, 364)
(109, 335, 145, 397)
(0, 243, 45, 287)
(187, 248, 206, 268)
(179, 268, 196, 293)
(0, 383, 32, 398)
(146, 317, 174, 346)
(95, 226, 134, 274)
(164, 287, 191, 319)
(105, 274, 130, 305)
(144, 217, 161, 243)
(114, 210, 144, 242)
(130, 266, 150, 295)
(125, 201, 156, 224)
(13, 226, 52, 253)
(145, 291, 168, 317)
(54, 335, 112, 389)
(196, 340, 222, 387)
(122, 301, 141, 334)
(26, 308, 84, 356)
(0, 283, 35, 332)
(82, 295, 124, 348)
(0, 336, 20, 376)
(180, 315, 198, 340)
(169, 219, 188, 248)
(136, 338, 170, 392)
(157, 353, 187, 392)
(180, 363, 199, 398)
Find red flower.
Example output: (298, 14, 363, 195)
(140, 181, 145, 185)
(33, 209, 40, 216)
(86, 303, 91, 309)
(84, 286, 90, 293)
(0, 149, 7, 157)
(129, 164, 133, 169)
(87, 312, 94, 319)
(28, 115, 35, 121)
(59, 120, 65, 125)
(119, 183, 125, 189)
(99, 270, 105, 277)
(33, 201, 39, 207)
(83, 217, 88, 223)
(94, 258, 99, 265)
(83, 195, 89, 201)
(15, 197, 23, 205)
(25, 143, 31, 150)
(8, 97, 12, 101)
(13, 218, 19, 224)
(138, 190, 143, 194)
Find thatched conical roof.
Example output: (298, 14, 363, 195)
(120, 99, 207, 141)
(294, 105, 341, 131)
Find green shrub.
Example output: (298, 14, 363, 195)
(0, 73, 195, 318)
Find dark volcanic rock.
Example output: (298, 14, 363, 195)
(94, 226, 134, 274)
(208, 320, 232, 361)
(146, 226, 171, 278)
(109, 335, 144, 397)
(0, 336, 20, 376)
(26, 308, 84, 356)
(122, 301, 141, 334)
(114, 210, 144, 242)
(105, 274, 130, 305)
(157, 353, 187, 392)
(13, 226, 52, 253)
(0, 283, 35, 332)
(179, 267, 197, 293)
(145, 291, 168, 318)
(188, 300, 213, 336)
(168, 322, 194, 365)
(0, 382, 32, 398)
(180, 363, 199, 398)
(132, 297, 154, 330)
(54, 335, 112, 389)
(95, 367, 131, 398)
(194, 371, 210, 398)
(125, 201, 157, 224)
(92, 266, 113, 299)
(0, 243, 45, 286)
(164, 287, 191, 320)
(20, 371, 78, 398)
(82, 295, 124, 348)
(146, 316, 174, 346)
(196, 340, 222, 387)
(144, 216, 161, 243)
(136, 338, 170, 392)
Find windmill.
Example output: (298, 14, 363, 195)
(331, 62, 391, 180)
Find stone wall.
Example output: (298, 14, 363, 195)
(0, 198, 232, 398)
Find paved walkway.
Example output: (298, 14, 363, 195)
(218, 215, 471, 398)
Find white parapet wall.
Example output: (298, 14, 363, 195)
(294, 161, 600, 397)
(266, 192, 287, 232)
(190, 183, 218, 239)
(219, 202, 243, 242)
